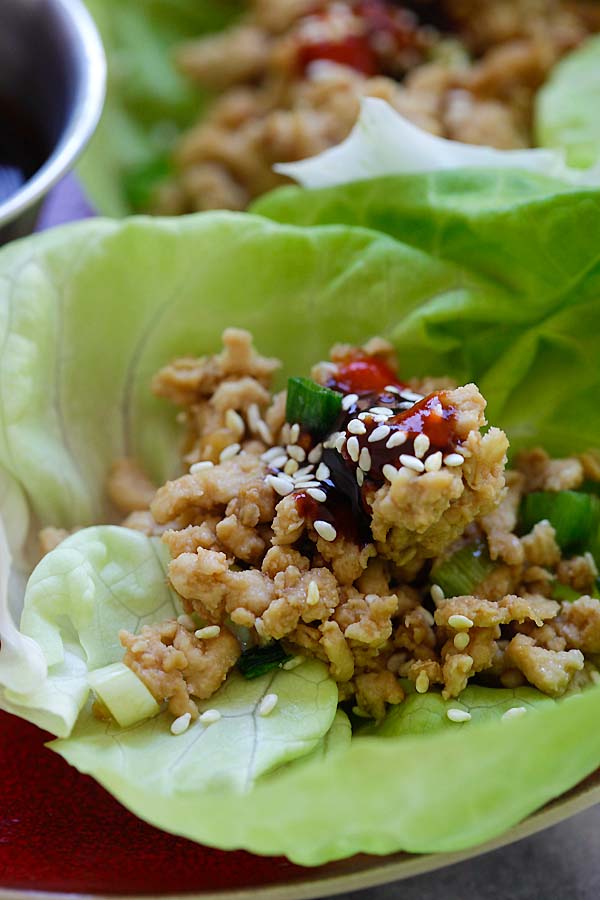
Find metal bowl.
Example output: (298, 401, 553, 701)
(0, 0, 105, 244)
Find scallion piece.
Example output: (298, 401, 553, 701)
(431, 542, 496, 598)
(521, 491, 600, 552)
(286, 377, 342, 438)
(88, 662, 160, 728)
(238, 642, 291, 679)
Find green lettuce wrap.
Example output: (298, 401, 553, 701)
(2, 173, 600, 863)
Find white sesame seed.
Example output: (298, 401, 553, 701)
(199, 709, 221, 726)
(306, 580, 320, 606)
(444, 453, 464, 467)
(399, 454, 425, 473)
(453, 632, 470, 651)
(254, 617, 266, 638)
(401, 390, 423, 402)
(358, 412, 371, 421)
(289, 423, 301, 444)
(283, 655, 304, 671)
(386, 430, 407, 449)
(342, 393, 358, 411)
(294, 465, 314, 479)
(220, 443, 241, 462)
(413, 433, 430, 458)
(287, 444, 306, 462)
(369, 424, 391, 443)
(397, 401, 414, 411)
(177, 614, 197, 630)
(356, 468, 365, 486)
(382, 464, 398, 482)
(347, 419, 367, 435)
(190, 460, 214, 473)
(295, 480, 321, 489)
(257, 421, 273, 445)
(314, 520, 337, 542)
(415, 672, 430, 694)
(195, 625, 220, 640)
(421, 607, 435, 626)
(308, 444, 323, 464)
(225, 408, 245, 438)
(384, 385, 402, 394)
(262, 446, 285, 462)
(316, 462, 330, 481)
(347, 436, 360, 462)
(502, 706, 527, 722)
(448, 614, 474, 630)
(269, 454, 289, 470)
(370, 407, 393, 416)
(430, 584, 445, 605)
(247, 403, 261, 432)
(280, 423, 291, 444)
(359, 446, 372, 471)
(307, 488, 327, 503)
(447, 708, 471, 723)
(284, 458, 299, 475)
(170, 713, 192, 735)
(266, 474, 295, 496)
(424, 451, 443, 472)
(334, 434, 346, 453)
(259, 693, 279, 717)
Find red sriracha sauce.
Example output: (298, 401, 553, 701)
(326, 351, 404, 394)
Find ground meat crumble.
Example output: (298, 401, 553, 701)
(60, 328, 599, 723)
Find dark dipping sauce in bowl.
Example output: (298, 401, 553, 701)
(0, 96, 49, 203)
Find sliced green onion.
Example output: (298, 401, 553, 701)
(88, 662, 160, 728)
(286, 377, 342, 438)
(238, 642, 291, 679)
(431, 542, 496, 598)
(521, 491, 600, 552)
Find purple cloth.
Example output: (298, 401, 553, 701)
(36, 173, 95, 230)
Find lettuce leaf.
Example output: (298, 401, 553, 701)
(80, 1, 242, 215)
(1, 207, 600, 861)
(274, 98, 600, 191)
(536, 35, 600, 169)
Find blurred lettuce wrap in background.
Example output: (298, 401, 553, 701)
(1, 174, 600, 861)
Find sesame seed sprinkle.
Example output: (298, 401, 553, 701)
(359, 446, 372, 471)
(287, 444, 306, 462)
(370, 407, 394, 417)
(415, 672, 430, 694)
(342, 393, 358, 411)
(421, 608, 435, 626)
(267, 474, 294, 496)
(306, 580, 320, 606)
(444, 453, 464, 467)
(289, 423, 301, 444)
(430, 584, 445, 605)
(254, 617, 266, 638)
(314, 520, 337, 542)
(347, 418, 367, 435)
(282, 655, 304, 670)
(177, 614, 197, 630)
(384, 385, 402, 394)
(308, 444, 323, 464)
(453, 632, 470, 651)
(382, 464, 398, 482)
(190, 460, 214, 473)
(247, 403, 261, 432)
(307, 487, 327, 503)
(502, 706, 527, 722)
(347, 436, 360, 462)
(358, 412, 371, 421)
(424, 451, 443, 472)
(316, 462, 330, 481)
(199, 709, 221, 726)
(269, 454, 289, 470)
(284, 458, 299, 475)
(447, 708, 471, 723)
(356, 468, 365, 486)
(294, 465, 314, 479)
(195, 625, 220, 640)
(220, 443, 241, 462)
(258, 693, 279, 717)
(262, 446, 285, 462)
(402, 390, 424, 402)
(334, 434, 346, 453)
(448, 614, 474, 630)
(295, 480, 321, 489)
(386, 430, 407, 449)
(369, 424, 391, 443)
(399, 454, 425, 473)
(171, 713, 192, 735)
(225, 408, 245, 437)
(413, 433, 430, 458)
(257, 421, 273, 445)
